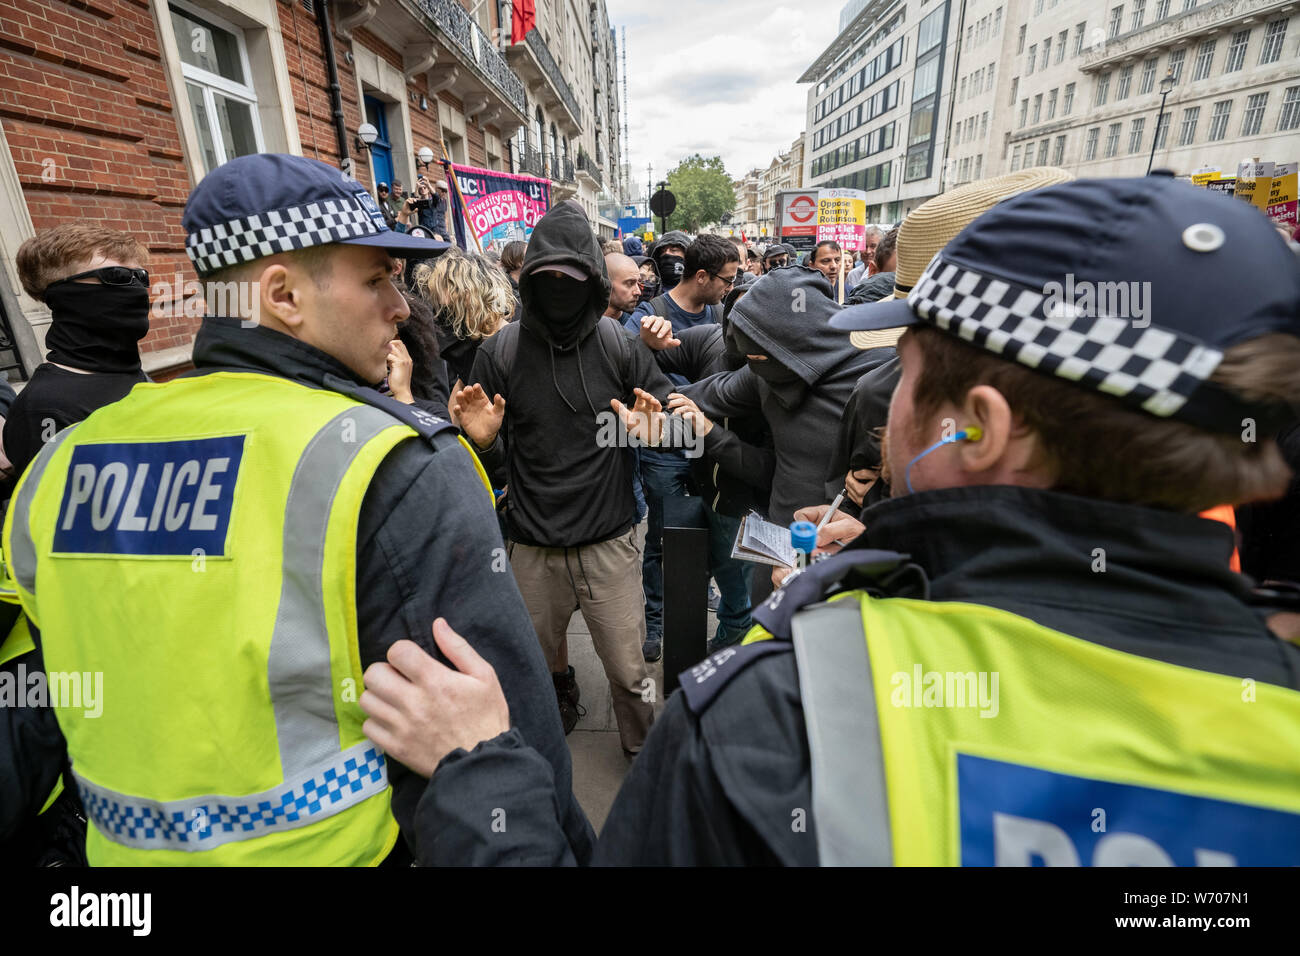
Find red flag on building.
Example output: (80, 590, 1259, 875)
(511, 0, 536, 44)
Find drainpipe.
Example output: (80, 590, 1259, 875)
(317, 0, 352, 167)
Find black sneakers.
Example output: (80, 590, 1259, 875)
(553, 666, 586, 735)
(642, 636, 662, 663)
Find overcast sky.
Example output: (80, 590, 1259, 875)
(604, 0, 840, 192)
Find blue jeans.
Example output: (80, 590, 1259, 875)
(630, 448, 647, 523)
(705, 509, 753, 644)
(640, 451, 692, 643)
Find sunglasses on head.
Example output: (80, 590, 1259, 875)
(51, 266, 150, 288)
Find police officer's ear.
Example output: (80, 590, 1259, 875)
(955, 385, 1023, 478)
(256, 261, 309, 333)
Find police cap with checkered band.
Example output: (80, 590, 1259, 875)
(832, 176, 1300, 435)
(182, 153, 450, 278)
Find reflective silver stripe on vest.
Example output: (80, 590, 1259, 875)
(73, 405, 405, 852)
(792, 599, 894, 866)
(268, 405, 399, 779)
(6, 424, 79, 595)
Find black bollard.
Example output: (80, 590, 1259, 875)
(662, 494, 709, 697)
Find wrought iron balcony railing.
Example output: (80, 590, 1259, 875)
(415, 0, 526, 114)
(577, 151, 603, 189)
(524, 29, 582, 128)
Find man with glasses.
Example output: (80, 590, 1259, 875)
(625, 235, 740, 662)
(4, 225, 153, 482)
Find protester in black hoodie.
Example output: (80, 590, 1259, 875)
(632, 255, 660, 305)
(681, 266, 888, 601)
(460, 200, 691, 754)
(649, 230, 690, 292)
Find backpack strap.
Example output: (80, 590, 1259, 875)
(647, 294, 672, 318)
(592, 317, 634, 398)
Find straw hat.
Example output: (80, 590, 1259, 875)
(843, 166, 1075, 350)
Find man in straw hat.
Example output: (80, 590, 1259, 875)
(356, 173, 1300, 865)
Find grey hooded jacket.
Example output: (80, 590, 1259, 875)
(682, 266, 890, 524)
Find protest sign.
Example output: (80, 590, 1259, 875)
(448, 163, 551, 252)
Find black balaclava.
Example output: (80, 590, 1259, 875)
(42, 281, 149, 375)
(720, 286, 751, 371)
(639, 273, 661, 302)
(531, 272, 589, 348)
(656, 252, 686, 291)
(726, 323, 805, 407)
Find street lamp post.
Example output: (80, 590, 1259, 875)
(1146, 70, 1176, 175)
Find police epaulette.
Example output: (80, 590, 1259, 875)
(751, 548, 921, 641)
(678, 641, 792, 715)
(323, 373, 460, 448)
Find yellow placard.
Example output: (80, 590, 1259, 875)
(816, 188, 868, 249)
(1235, 162, 1275, 211)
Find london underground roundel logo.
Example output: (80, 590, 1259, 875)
(789, 195, 817, 223)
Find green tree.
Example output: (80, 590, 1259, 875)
(660, 154, 735, 233)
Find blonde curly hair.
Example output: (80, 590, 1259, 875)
(414, 252, 514, 340)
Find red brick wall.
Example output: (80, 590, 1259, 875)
(0, 0, 193, 353)
(2, 0, 511, 365)
(278, 0, 340, 167)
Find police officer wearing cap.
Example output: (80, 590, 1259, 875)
(350, 176, 1300, 865)
(0, 154, 595, 865)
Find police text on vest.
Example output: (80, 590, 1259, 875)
(54, 436, 245, 556)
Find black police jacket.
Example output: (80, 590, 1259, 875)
(409, 484, 1300, 865)
(0, 317, 596, 864)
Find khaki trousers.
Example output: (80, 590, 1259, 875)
(509, 528, 654, 752)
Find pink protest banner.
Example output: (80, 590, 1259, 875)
(448, 163, 551, 253)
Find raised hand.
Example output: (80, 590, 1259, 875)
(667, 392, 712, 437)
(453, 382, 505, 449)
(386, 339, 414, 404)
(639, 315, 680, 350)
(611, 387, 666, 447)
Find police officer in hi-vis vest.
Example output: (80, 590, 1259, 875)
(0, 154, 596, 865)
(353, 176, 1300, 866)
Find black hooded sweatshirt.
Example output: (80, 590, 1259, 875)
(470, 201, 684, 548)
(683, 266, 889, 525)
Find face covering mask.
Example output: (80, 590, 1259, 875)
(42, 280, 149, 375)
(728, 322, 805, 400)
(639, 277, 660, 301)
(657, 255, 685, 285)
(530, 272, 590, 346)
(718, 313, 746, 371)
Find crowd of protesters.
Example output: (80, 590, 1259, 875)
(1, 153, 1299, 867)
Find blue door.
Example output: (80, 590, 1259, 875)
(364, 95, 394, 187)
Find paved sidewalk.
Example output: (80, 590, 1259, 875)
(560, 550, 719, 831)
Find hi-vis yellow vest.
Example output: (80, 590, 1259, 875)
(757, 592, 1300, 866)
(0, 371, 457, 865)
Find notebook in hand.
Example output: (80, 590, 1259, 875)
(731, 512, 797, 569)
